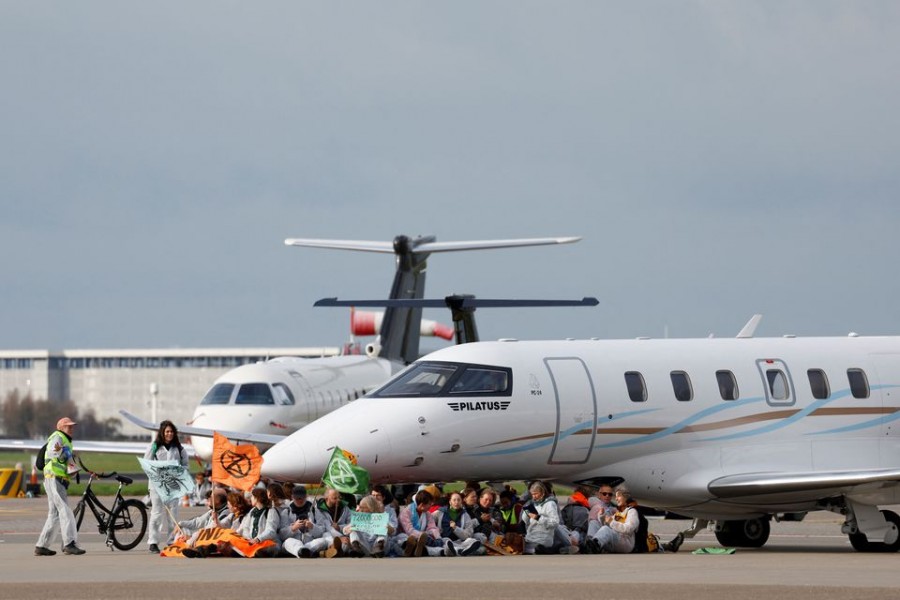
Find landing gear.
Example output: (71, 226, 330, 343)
(848, 510, 900, 553)
(714, 517, 770, 548)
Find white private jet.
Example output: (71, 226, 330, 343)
(123, 234, 582, 459)
(260, 327, 900, 552)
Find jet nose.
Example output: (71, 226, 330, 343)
(190, 436, 214, 461)
(261, 437, 308, 482)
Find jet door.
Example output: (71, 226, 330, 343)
(545, 357, 597, 464)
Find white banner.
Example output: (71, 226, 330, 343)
(350, 511, 389, 535)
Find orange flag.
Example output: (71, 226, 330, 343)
(211, 432, 262, 491)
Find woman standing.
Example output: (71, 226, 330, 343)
(144, 420, 188, 553)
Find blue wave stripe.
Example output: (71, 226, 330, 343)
(595, 396, 766, 449)
(466, 384, 899, 456)
(468, 408, 660, 457)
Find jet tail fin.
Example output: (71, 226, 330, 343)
(290, 235, 581, 364)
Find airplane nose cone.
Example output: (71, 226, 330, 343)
(191, 436, 214, 461)
(261, 438, 308, 482)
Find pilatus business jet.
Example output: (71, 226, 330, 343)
(261, 327, 900, 552)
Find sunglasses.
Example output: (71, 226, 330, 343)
(599, 492, 613, 497)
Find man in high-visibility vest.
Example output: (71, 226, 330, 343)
(35, 417, 85, 556)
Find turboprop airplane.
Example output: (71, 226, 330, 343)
(124, 234, 581, 460)
(260, 329, 900, 552)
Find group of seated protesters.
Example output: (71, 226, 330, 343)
(169, 479, 684, 558)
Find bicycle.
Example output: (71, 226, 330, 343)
(72, 459, 148, 551)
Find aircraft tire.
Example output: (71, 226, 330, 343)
(849, 510, 900, 553)
(714, 517, 770, 548)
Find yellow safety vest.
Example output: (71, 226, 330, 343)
(43, 431, 74, 481)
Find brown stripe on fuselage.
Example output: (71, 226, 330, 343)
(676, 410, 799, 433)
(809, 406, 898, 416)
(476, 406, 899, 448)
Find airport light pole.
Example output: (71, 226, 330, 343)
(149, 382, 159, 426)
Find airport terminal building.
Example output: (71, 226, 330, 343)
(0, 347, 338, 438)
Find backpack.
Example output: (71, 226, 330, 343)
(560, 502, 590, 536)
(35, 442, 48, 470)
(630, 506, 652, 553)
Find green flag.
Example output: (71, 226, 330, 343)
(322, 446, 369, 494)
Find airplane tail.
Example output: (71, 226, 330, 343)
(286, 235, 580, 364)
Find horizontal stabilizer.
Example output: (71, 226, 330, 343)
(316, 296, 599, 309)
(119, 410, 286, 446)
(285, 236, 580, 254)
(413, 237, 581, 253)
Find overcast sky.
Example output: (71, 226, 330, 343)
(2, 1, 899, 352)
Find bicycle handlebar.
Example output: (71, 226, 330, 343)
(77, 457, 117, 479)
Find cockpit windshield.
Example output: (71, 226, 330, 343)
(373, 361, 512, 398)
(200, 383, 234, 405)
(235, 383, 275, 405)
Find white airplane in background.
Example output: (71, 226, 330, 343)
(261, 327, 900, 552)
(123, 234, 582, 459)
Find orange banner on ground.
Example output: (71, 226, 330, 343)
(161, 527, 275, 558)
(211, 432, 262, 492)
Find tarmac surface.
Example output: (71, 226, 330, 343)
(2, 497, 899, 600)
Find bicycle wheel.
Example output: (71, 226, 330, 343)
(109, 499, 148, 551)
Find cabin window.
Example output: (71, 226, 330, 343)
(235, 383, 275, 405)
(624, 371, 647, 402)
(716, 370, 739, 401)
(847, 368, 870, 399)
(200, 383, 234, 405)
(766, 369, 789, 400)
(670, 371, 693, 401)
(807, 369, 830, 400)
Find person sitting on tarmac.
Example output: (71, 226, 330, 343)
(234, 488, 281, 557)
(177, 489, 230, 557)
(399, 489, 445, 557)
(371, 485, 404, 557)
(557, 485, 592, 553)
(266, 482, 292, 535)
(314, 487, 352, 558)
(280, 486, 329, 558)
(340, 495, 395, 557)
(585, 486, 639, 554)
(177, 489, 229, 538)
(437, 491, 482, 557)
(461, 486, 479, 519)
(521, 481, 562, 554)
(471, 488, 503, 547)
(190, 472, 212, 507)
(586, 483, 618, 541)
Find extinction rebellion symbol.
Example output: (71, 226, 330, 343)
(220, 448, 253, 480)
(326, 457, 360, 490)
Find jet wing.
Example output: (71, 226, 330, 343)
(708, 468, 900, 498)
(119, 410, 287, 446)
(0, 437, 194, 456)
